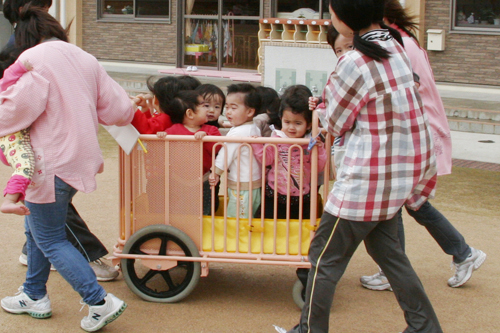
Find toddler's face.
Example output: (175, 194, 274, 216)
(204, 94, 224, 122)
(225, 92, 254, 127)
(193, 96, 209, 125)
(281, 109, 310, 139)
(334, 34, 354, 58)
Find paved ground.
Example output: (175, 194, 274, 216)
(0, 64, 498, 332)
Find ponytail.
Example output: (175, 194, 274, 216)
(15, 5, 69, 50)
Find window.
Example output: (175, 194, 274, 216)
(452, 0, 500, 33)
(99, 0, 170, 21)
(274, 0, 328, 19)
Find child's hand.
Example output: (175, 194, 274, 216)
(194, 131, 207, 140)
(309, 97, 320, 111)
(133, 93, 153, 112)
(23, 60, 33, 71)
(209, 173, 220, 187)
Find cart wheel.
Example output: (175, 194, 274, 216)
(292, 279, 305, 309)
(121, 224, 201, 303)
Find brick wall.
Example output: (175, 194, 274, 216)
(425, 0, 500, 86)
(82, 0, 178, 64)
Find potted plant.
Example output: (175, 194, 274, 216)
(480, 8, 495, 24)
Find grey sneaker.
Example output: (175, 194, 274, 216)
(360, 269, 392, 291)
(19, 254, 56, 271)
(1, 286, 52, 318)
(448, 247, 486, 288)
(90, 259, 119, 282)
(80, 293, 127, 332)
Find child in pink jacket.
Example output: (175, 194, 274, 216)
(0, 59, 34, 215)
(253, 85, 327, 219)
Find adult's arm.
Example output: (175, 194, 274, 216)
(96, 65, 135, 126)
(317, 57, 368, 138)
(0, 71, 49, 137)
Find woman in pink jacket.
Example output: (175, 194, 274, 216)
(0, 7, 134, 332)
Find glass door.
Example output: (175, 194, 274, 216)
(182, 0, 261, 71)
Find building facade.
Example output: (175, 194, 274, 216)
(1, 0, 499, 86)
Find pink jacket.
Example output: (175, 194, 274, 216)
(394, 26, 452, 176)
(0, 40, 134, 203)
(253, 131, 327, 196)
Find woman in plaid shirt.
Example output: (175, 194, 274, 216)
(281, 0, 443, 332)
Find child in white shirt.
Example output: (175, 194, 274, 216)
(209, 84, 262, 218)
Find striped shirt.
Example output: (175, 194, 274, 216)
(318, 30, 437, 222)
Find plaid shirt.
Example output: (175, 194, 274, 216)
(318, 30, 437, 222)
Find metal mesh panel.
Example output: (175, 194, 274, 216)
(167, 141, 202, 248)
(132, 140, 167, 232)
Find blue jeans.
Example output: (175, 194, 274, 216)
(23, 176, 106, 305)
(400, 201, 471, 263)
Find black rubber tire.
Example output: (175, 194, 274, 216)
(121, 224, 201, 303)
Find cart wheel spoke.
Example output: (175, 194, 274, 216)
(159, 236, 168, 255)
(160, 270, 177, 289)
(138, 269, 158, 286)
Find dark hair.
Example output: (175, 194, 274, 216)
(384, 0, 419, 43)
(329, 0, 403, 62)
(3, 0, 53, 24)
(226, 83, 262, 115)
(256, 86, 281, 128)
(326, 25, 341, 51)
(15, 5, 69, 48)
(146, 76, 184, 114)
(1, 5, 67, 77)
(195, 84, 226, 110)
(279, 85, 313, 126)
(0, 45, 20, 78)
(168, 90, 202, 124)
(177, 75, 202, 90)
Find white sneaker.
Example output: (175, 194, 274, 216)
(80, 293, 127, 332)
(90, 259, 119, 282)
(186, 66, 193, 72)
(191, 66, 198, 72)
(19, 253, 56, 271)
(448, 247, 486, 288)
(273, 325, 288, 333)
(360, 268, 392, 291)
(1, 286, 52, 318)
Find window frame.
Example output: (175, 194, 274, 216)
(450, 0, 500, 35)
(97, 0, 172, 24)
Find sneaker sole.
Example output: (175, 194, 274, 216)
(1, 305, 52, 319)
(361, 283, 393, 292)
(96, 275, 119, 282)
(449, 252, 487, 288)
(81, 302, 127, 332)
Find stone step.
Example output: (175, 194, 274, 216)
(444, 105, 500, 134)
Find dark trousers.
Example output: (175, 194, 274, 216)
(402, 201, 471, 263)
(290, 211, 442, 333)
(22, 202, 107, 263)
(203, 179, 220, 215)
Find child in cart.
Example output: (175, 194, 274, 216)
(166, 90, 222, 215)
(252, 85, 327, 220)
(209, 83, 262, 219)
(0, 59, 34, 216)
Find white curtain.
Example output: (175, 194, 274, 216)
(186, 0, 196, 38)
